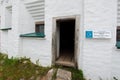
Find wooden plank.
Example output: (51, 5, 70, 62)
(71, 57, 74, 63)
(55, 60, 75, 67)
(56, 55, 75, 67)
(58, 56, 64, 61)
(64, 55, 71, 62)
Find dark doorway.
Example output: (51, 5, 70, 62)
(56, 19, 75, 67)
(59, 19, 75, 56)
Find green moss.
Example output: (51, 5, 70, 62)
(63, 67, 85, 80)
(0, 53, 50, 80)
(51, 69, 58, 80)
(0, 53, 86, 80)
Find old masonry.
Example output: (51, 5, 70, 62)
(0, 0, 120, 80)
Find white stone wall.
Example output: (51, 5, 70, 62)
(0, 3, 1, 51)
(18, 0, 52, 66)
(7, 0, 20, 57)
(45, 0, 84, 68)
(45, 0, 120, 80)
(19, 38, 52, 66)
(112, 49, 120, 80)
(0, 0, 120, 80)
(0, 0, 32, 57)
(0, 0, 51, 66)
(83, 0, 118, 80)
(0, 0, 15, 55)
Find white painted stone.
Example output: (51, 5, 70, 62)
(56, 69, 71, 80)
(0, 0, 120, 80)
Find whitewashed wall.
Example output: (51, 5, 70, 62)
(46, 0, 120, 80)
(18, 0, 52, 66)
(19, 0, 84, 67)
(0, 0, 14, 55)
(19, 38, 52, 66)
(114, 1, 120, 79)
(0, 2, 1, 51)
(0, 0, 120, 80)
(0, 0, 51, 66)
(45, 0, 84, 68)
(84, 0, 118, 80)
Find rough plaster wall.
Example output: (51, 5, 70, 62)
(0, 4, 1, 51)
(0, 2, 9, 54)
(0, 0, 120, 79)
(84, 0, 118, 80)
(1, 0, 21, 57)
(19, 1, 35, 34)
(18, 0, 52, 66)
(20, 38, 52, 66)
(7, 0, 20, 57)
(19, 0, 83, 67)
(19, 38, 52, 66)
(5, 8, 12, 27)
(1, 31, 8, 53)
(45, 0, 83, 67)
(112, 49, 120, 80)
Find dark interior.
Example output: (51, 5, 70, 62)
(58, 19, 75, 56)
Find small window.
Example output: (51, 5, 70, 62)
(20, 22, 45, 38)
(117, 26, 120, 41)
(116, 26, 120, 49)
(35, 22, 44, 33)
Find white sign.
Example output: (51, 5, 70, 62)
(93, 31, 111, 38)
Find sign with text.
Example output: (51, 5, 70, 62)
(93, 31, 111, 38)
(86, 30, 111, 39)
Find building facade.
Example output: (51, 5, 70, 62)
(0, 0, 120, 80)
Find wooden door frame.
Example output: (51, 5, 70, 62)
(52, 15, 80, 67)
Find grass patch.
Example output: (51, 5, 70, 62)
(0, 53, 51, 80)
(51, 69, 57, 80)
(0, 53, 85, 80)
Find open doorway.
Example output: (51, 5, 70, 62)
(55, 19, 75, 67)
(52, 15, 80, 68)
(60, 19, 75, 59)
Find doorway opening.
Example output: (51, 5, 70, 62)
(52, 15, 80, 68)
(55, 19, 75, 67)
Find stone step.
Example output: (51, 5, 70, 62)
(43, 68, 71, 80)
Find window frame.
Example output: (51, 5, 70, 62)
(35, 21, 44, 33)
(116, 26, 120, 49)
(20, 21, 45, 38)
(117, 26, 120, 41)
